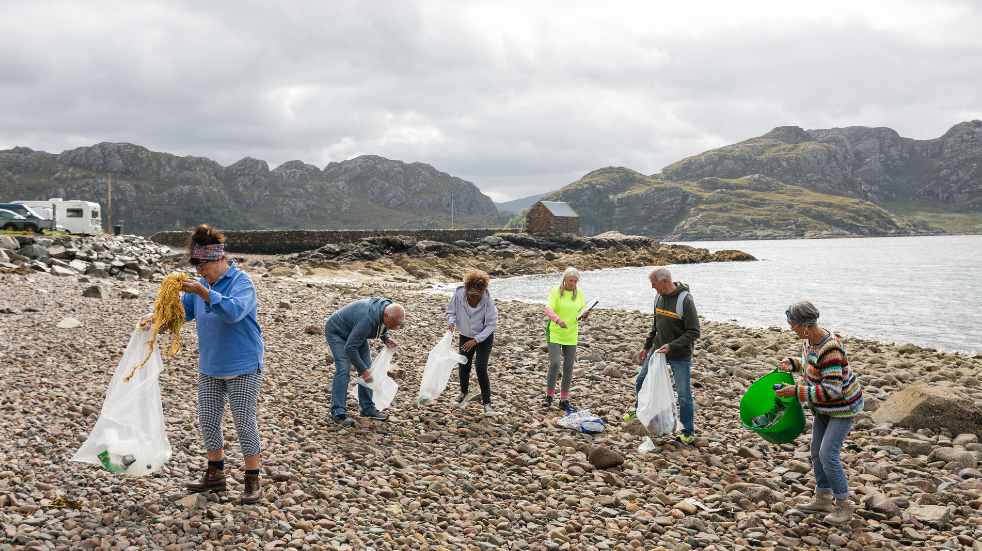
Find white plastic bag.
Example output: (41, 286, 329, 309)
(417, 332, 466, 404)
(354, 345, 399, 411)
(557, 409, 606, 434)
(72, 326, 172, 476)
(636, 353, 678, 436)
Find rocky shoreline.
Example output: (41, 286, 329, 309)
(266, 231, 756, 282)
(2, 246, 982, 550)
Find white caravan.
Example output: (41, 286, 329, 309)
(40, 198, 103, 234)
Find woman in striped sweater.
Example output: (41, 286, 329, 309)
(776, 301, 864, 525)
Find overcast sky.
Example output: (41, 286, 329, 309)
(2, 1, 980, 201)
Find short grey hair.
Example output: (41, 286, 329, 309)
(649, 267, 672, 282)
(786, 301, 820, 326)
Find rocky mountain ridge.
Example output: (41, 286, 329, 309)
(663, 120, 982, 208)
(0, 143, 499, 234)
(545, 121, 982, 240)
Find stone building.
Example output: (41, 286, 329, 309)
(525, 201, 580, 235)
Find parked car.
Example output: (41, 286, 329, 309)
(0, 209, 42, 233)
(0, 203, 54, 232)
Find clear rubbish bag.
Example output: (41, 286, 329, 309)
(417, 332, 466, 404)
(636, 352, 679, 436)
(355, 345, 399, 411)
(72, 326, 172, 476)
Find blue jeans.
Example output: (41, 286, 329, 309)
(811, 414, 854, 499)
(635, 357, 694, 436)
(325, 329, 376, 418)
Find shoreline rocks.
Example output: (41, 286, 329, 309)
(273, 231, 756, 281)
(1, 242, 980, 549)
(0, 233, 182, 280)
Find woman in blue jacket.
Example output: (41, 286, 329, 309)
(168, 224, 265, 504)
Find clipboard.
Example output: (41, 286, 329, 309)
(578, 300, 600, 321)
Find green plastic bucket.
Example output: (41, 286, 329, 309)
(739, 370, 806, 445)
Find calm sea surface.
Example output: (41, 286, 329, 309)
(485, 235, 982, 354)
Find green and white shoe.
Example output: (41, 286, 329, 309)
(622, 409, 637, 422)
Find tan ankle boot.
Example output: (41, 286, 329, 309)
(185, 465, 226, 493)
(799, 490, 835, 513)
(240, 472, 262, 505)
(824, 498, 855, 524)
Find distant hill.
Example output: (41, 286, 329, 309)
(544, 168, 921, 240)
(663, 121, 982, 209)
(495, 192, 549, 214)
(543, 121, 982, 240)
(0, 144, 499, 235)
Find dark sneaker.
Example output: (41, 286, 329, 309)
(185, 465, 226, 493)
(543, 395, 554, 408)
(333, 415, 355, 428)
(362, 410, 388, 421)
(558, 400, 576, 413)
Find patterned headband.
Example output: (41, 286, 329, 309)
(191, 243, 225, 262)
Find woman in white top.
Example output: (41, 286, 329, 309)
(446, 270, 498, 416)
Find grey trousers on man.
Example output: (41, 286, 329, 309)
(547, 343, 576, 396)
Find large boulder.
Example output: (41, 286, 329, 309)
(587, 446, 624, 469)
(873, 383, 982, 437)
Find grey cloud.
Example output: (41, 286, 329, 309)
(1, 1, 980, 200)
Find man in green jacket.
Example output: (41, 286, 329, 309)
(625, 267, 701, 444)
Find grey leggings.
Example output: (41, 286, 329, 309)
(547, 343, 576, 396)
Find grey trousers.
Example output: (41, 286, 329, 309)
(547, 343, 576, 396)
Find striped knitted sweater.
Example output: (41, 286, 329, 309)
(787, 333, 864, 417)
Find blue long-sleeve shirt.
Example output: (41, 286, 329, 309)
(181, 263, 264, 377)
(325, 298, 391, 374)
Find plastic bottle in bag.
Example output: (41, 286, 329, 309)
(752, 400, 786, 429)
(97, 451, 135, 473)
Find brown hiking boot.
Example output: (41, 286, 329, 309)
(824, 498, 855, 525)
(240, 472, 262, 505)
(185, 465, 226, 493)
(799, 490, 835, 513)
